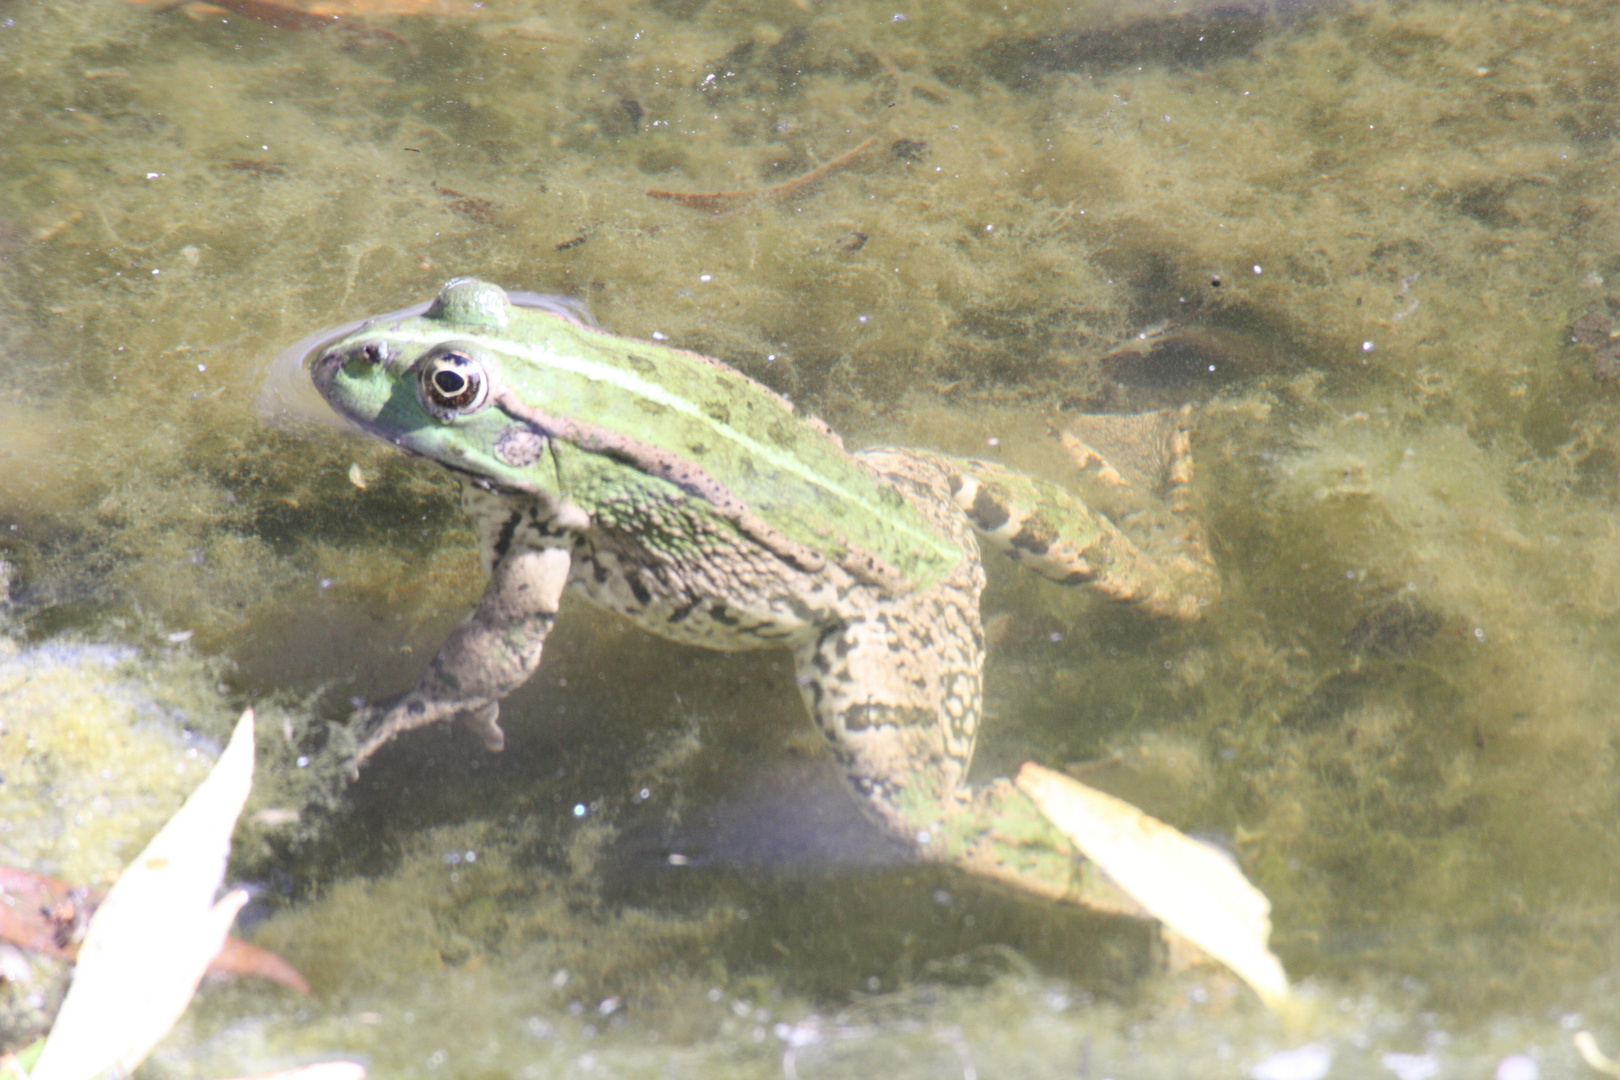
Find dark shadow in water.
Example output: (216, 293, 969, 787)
(978, 0, 1341, 84)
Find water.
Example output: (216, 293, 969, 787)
(2, 0, 1620, 1075)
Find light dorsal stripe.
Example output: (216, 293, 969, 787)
(373, 326, 956, 562)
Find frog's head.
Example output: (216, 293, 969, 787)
(311, 278, 555, 492)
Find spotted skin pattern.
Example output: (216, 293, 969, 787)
(789, 449, 988, 833)
(353, 426, 1217, 878)
(310, 279, 1220, 915)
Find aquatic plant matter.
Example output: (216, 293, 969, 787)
(1176, 396, 1620, 1007)
(30, 710, 256, 1080)
(5, 0, 1620, 1068)
(0, 641, 224, 886)
(1016, 763, 1294, 1015)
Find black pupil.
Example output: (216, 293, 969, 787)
(434, 370, 467, 395)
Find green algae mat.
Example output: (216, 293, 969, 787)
(4, 0, 1620, 1076)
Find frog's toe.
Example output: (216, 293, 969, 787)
(1054, 405, 1218, 617)
(1056, 405, 1190, 495)
(348, 692, 504, 777)
(457, 702, 505, 751)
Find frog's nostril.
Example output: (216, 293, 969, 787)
(362, 342, 390, 364)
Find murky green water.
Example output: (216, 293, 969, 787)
(3, 0, 1620, 1075)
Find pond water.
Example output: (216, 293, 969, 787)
(3, 0, 1620, 1076)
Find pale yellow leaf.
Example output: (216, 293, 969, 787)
(32, 709, 257, 1080)
(1575, 1031, 1620, 1077)
(227, 1064, 367, 1080)
(1015, 762, 1295, 1014)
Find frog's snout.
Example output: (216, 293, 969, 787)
(312, 340, 386, 396)
(310, 347, 339, 393)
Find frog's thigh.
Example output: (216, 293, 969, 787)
(791, 594, 983, 834)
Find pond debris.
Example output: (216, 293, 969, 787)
(144, 0, 412, 48)
(647, 136, 887, 214)
(1014, 762, 1295, 1016)
(26, 709, 316, 1080)
(221, 1065, 367, 1080)
(1568, 302, 1620, 382)
(1248, 1042, 1331, 1080)
(0, 866, 306, 993)
(157, 0, 341, 30)
(1576, 1031, 1620, 1078)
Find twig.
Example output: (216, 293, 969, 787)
(648, 136, 885, 214)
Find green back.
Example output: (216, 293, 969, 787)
(318, 280, 960, 589)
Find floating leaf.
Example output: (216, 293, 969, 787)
(1015, 762, 1295, 1014)
(0, 864, 305, 993)
(31, 709, 257, 1080)
(1576, 1032, 1620, 1078)
(225, 1064, 367, 1080)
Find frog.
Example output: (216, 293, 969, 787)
(307, 277, 1218, 909)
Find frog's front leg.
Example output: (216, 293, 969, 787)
(350, 541, 573, 773)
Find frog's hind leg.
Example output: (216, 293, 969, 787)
(949, 406, 1217, 620)
(790, 587, 985, 838)
(790, 447, 990, 839)
(791, 619, 1152, 916)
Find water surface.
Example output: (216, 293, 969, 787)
(3, 0, 1620, 1076)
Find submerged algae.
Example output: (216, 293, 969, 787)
(0, 635, 244, 1050)
(0, 640, 225, 887)
(2, 0, 1620, 1070)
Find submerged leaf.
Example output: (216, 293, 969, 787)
(213, 936, 311, 995)
(31, 709, 258, 1080)
(0, 867, 88, 957)
(1014, 762, 1295, 1014)
(0, 863, 305, 992)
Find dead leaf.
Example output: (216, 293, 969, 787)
(32, 709, 259, 1080)
(1015, 762, 1296, 1015)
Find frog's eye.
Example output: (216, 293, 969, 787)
(417, 348, 490, 420)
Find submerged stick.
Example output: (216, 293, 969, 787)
(648, 136, 885, 214)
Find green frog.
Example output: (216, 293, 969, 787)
(308, 277, 1217, 907)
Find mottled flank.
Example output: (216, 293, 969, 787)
(329, 282, 1213, 886)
